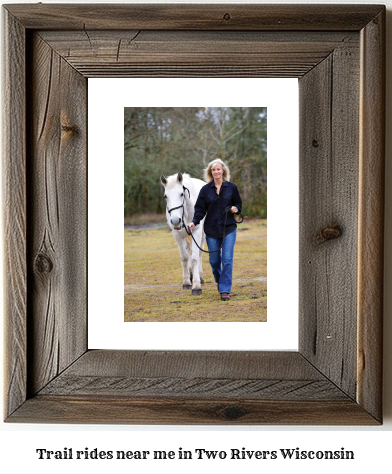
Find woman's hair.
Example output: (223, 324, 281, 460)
(203, 158, 231, 183)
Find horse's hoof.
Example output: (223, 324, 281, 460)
(192, 289, 202, 296)
(183, 284, 192, 290)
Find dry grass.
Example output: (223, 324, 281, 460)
(124, 219, 267, 322)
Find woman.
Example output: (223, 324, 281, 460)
(188, 159, 242, 301)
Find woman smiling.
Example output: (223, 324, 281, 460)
(188, 159, 242, 301)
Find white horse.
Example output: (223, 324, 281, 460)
(160, 172, 206, 295)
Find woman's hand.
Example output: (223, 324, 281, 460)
(230, 206, 238, 214)
(188, 222, 195, 233)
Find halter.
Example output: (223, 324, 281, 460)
(166, 185, 190, 229)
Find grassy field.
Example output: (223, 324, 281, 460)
(124, 219, 267, 322)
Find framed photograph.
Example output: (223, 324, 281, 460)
(123, 105, 268, 322)
(88, 78, 298, 350)
(3, 4, 385, 424)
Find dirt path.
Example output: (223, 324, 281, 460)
(124, 219, 267, 322)
(125, 275, 267, 292)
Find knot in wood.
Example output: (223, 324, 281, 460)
(223, 13, 231, 21)
(312, 139, 319, 148)
(223, 405, 244, 420)
(34, 252, 53, 274)
(61, 124, 77, 134)
(315, 225, 342, 244)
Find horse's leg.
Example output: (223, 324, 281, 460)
(173, 232, 192, 289)
(186, 236, 193, 282)
(190, 228, 203, 295)
(199, 230, 205, 284)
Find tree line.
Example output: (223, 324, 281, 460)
(124, 107, 267, 218)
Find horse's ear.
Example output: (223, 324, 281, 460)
(177, 173, 183, 184)
(160, 175, 167, 186)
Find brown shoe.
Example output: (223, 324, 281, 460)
(221, 292, 230, 301)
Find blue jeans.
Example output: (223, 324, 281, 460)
(205, 229, 237, 294)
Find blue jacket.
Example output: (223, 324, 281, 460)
(192, 181, 242, 238)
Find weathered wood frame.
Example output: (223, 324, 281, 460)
(3, 4, 385, 424)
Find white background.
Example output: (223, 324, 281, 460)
(88, 77, 299, 350)
(1, 1, 391, 473)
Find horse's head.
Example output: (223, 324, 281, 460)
(160, 173, 186, 230)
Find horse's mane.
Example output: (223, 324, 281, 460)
(165, 172, 192, 190)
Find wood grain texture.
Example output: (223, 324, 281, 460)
(4, 4, 384, 30)
(38, 30, 358, 78)
(2, 9, 27, 419)
(55, 350, 335, 379)
(357, 9, 385, 422)
(9, 396, 379, 425)
(27, 33, 87, 395)
(7, 351, 379, 424)
(39, 377, 347, 400)
(37, 351, 347, 400)
(298, 40, 360, 399)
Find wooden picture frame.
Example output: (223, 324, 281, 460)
(3, 4, 385, 424)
